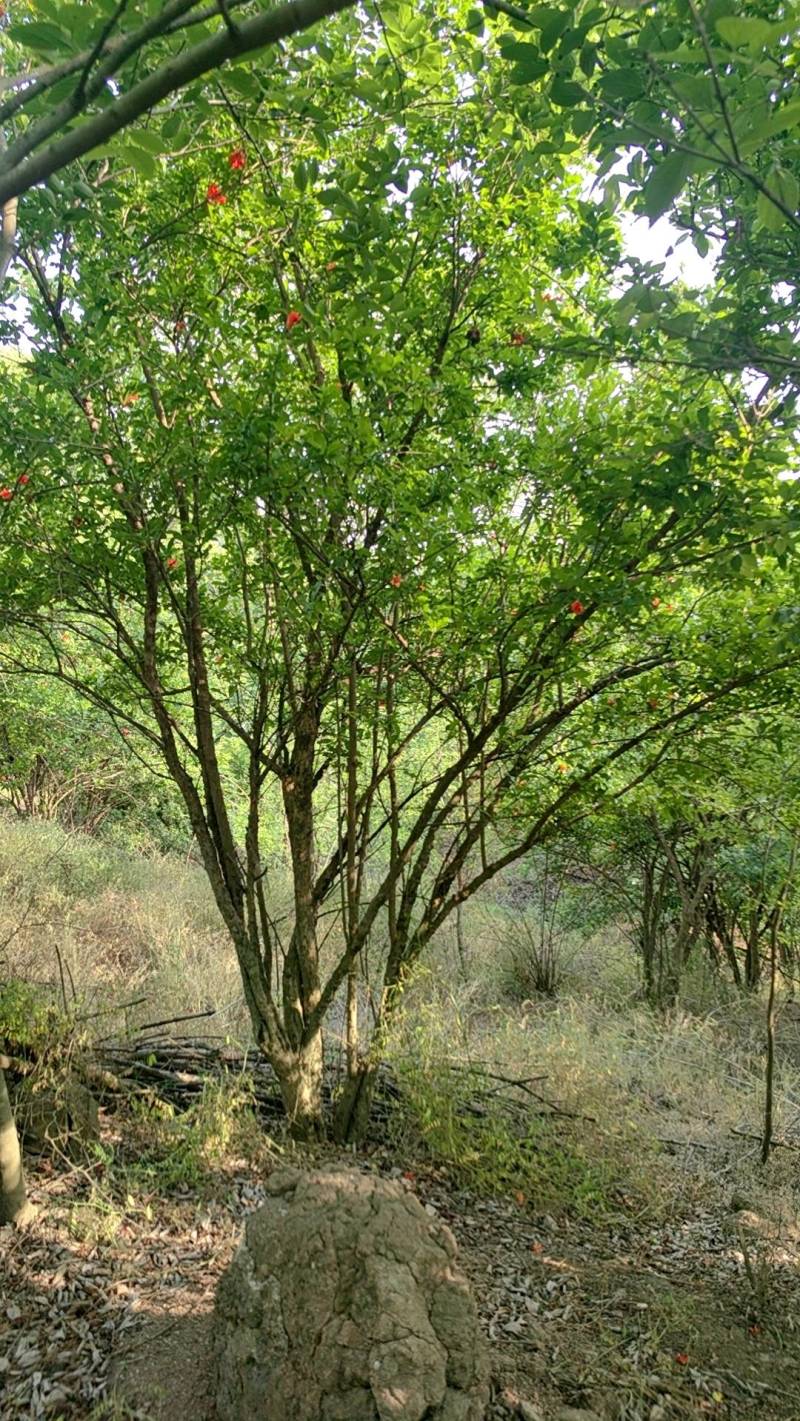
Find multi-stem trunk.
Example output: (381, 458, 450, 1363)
(270, 1035, 325, 1140)
(332, 925, 412, 1145)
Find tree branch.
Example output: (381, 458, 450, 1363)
(0, 0, 359, 206)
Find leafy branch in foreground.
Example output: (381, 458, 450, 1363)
(0, 0, 359, 207)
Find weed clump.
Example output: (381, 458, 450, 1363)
(119, 1076, 268, 1194)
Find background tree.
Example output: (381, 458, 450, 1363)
(569, 712, 800, 1004)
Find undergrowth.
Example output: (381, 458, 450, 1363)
(387, 989, 666, 1219)
(4, 816, 800, 1233)
(394, 1056, 655, 1218)
(62, 1077, 276, 1246)
(120, 1077, 268, 1192)
(0, 813, 245, 1037)
(0, 976, 74, 1051)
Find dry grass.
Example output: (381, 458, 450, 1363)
(4, 813, 800, 1230)
(389, 919, 800, 1226)
(0, 815, 246, 1038)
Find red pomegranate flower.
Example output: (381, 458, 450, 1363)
(285, 310, 302, 331)
(206, 182, 227, 205)
(390, 572, 403, 588)
(0, 487, 12, 501)
(228, 148, 246, 171)
(17, 474, 30, 486)
(569, 599, 584, 615)
(166, 555, 178, 571)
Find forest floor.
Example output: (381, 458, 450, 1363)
(3, 1113, 800, 1421)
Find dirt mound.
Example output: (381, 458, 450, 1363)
(214, 1166, 490, 1421)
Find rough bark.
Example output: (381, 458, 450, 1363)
(332, 1058, 376, 1145)
(271, 1037, 324, 1140)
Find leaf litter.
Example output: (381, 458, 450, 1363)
(3, 1145, 800, 1420)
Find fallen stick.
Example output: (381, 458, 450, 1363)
(135, 1007, 217, 1033)
(656, 1135, 715, 1151)
(730, 1127, 800, 1152)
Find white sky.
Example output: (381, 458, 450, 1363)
(621, 210, 717, 288)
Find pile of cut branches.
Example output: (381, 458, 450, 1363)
(97, 1035, 403, 1129)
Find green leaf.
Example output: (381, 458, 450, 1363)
(9, 20, 72, 54)
(127, 130, 164, 156)
(556, 26, 585, 57)
(499, 39, 543, 62)
(500, 36, 551, 79)
(571, 108, 596, 135)
(222, 68, 263, 101)
(661, 313, 696, 338)
(550, 78, 586, 107)
(579, 43, 597, 77)
(115, 144, 158, 180)
(539, 9, 571, 51)
(757, 168, 799, 231)
(641, 152, 696, 222)
(599, 69, 645, 101)
(739, 99, 800, 156)
(715, 15, 787, 51)
(670, 74, 716, 111)
(509, 54, 549, 82)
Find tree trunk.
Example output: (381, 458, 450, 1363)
(332, 964, 406, 1145)
(658, 945, 681, 1011)
(0, 1067, 35, 1227)
(271, 1037, 325, 1140)
(761, 918, 778, 1164)
(745, 915, 761, 990)
(332, 1058, 377, 1145)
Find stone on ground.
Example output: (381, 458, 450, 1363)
(214, 1166, 490, 1421)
